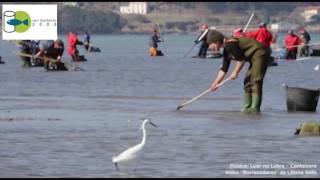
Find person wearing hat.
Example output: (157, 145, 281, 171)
(206, 30, 270, 113)
(284, 30, 302, 60)
(149, 28, 164, 56)
(193, 24, 209, 58)
(35, 39, 67, 71)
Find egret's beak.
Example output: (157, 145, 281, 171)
(149, 121, 158, 127)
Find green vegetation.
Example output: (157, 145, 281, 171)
(58, 6, 126, 33)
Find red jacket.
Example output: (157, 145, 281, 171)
(67, 32, 78, 56)
(233, 31, 245, 37)
(285, 34, 301, 51)
(246, 27, 273, 47)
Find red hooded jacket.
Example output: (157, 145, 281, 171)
(285, 34, 301, 51)
(246, 27, 273, 47)
(67, 32, 78, 56)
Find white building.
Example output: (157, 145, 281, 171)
(301, 6, 320, 22)
(120, 2, 148, 14)
(62, 2, 78, 7)
(271, 22, 299, 32)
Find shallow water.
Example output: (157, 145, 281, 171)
(0, 33, 319, 177)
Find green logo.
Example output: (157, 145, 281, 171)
(4, 10, 31, 33)
(14, 11, 31, 33)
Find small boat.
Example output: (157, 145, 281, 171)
(191, 53, 222, 59)
(206, 52, 223, 59)
(268, 56, 278, 66)
(30, 58, 44, 67)
(89, 47, 101, 52)
(45, 62, 69, 71)
(311, 47, 320, 56)
(72, 55, 87, 62)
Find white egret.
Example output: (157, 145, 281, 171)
(112, 118, 157, 171)
(315, 64, 319, 71)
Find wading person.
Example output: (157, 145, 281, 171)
(297, 28, 311, 57)
(193, 24, 209, 58)
(284, 30, 301, 60)
(149, 28, 163, 56)
(35, 39, 66, 71)
(17, 40, 34, 67)
(206, 30, 271, 113)
(68, 31, 84, 61)
(246, 22, 274, 50)
(83, 31, 92, 52)
(246, 22, 276, 65)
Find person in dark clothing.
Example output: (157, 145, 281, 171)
(206, 30, 271, 113)
(35, 39, 66, 71)
(149, 28, 163, 56)
(193, 24, 209, 58)
(84, 31, 92, 52)
(29, 40, 42, 66)
(298, 28, 311, 57)
(17, 40, 34, 67)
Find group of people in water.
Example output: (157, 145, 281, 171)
(148, 22, 313, 113)
(149, 22, 312, 62)
(11, 21, 314, 113)
(17, 31, 95, 71)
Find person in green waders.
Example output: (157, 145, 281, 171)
(206, 30, 270, 113)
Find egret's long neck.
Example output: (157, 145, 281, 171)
(140, 122, 147, 146)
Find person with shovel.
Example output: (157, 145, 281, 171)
(206, 30, 271, 113)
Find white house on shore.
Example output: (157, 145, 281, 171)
(271, 22, 299, 32)
(120, 2, 148, 14)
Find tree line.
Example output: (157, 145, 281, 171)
(57, 6, 126, 34)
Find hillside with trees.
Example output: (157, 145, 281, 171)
(57, 5, 126, 34)
(1, 2, 320, 34)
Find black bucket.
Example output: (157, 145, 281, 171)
(285, 85, 320, 112)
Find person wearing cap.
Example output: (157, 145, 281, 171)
(149, 28, 164, 56)
(35, 39, 66, 70)
(68, 31, 84, 61)
(206, 30, 270, 113)
(193, 24, 209, 58)
(284, 30, 302, 60)
(297, 28, 311, 57)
